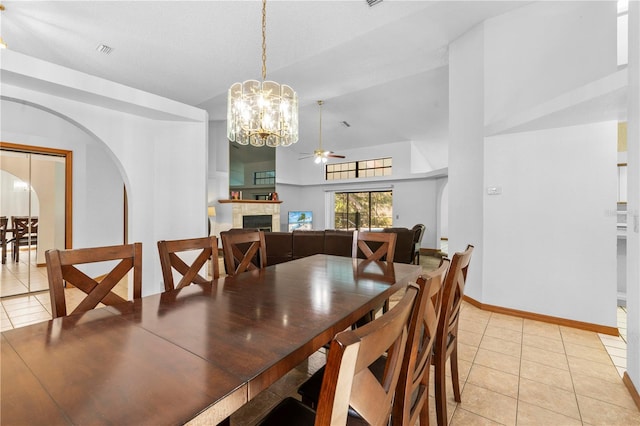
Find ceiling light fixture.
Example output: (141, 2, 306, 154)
(0, 4, 8, 49)
(366, 0, 383, 7)
(315, 101, 328, 164)
(227, 0, 298, 148)
(313, 100, 345, 164)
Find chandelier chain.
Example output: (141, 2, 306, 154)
(261, 0, 267, 81)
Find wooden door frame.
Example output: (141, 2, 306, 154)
(0, 142, 73, 249)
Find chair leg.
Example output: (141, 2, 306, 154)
(450, 342, 461, 403)
(434, 352, 448, 426)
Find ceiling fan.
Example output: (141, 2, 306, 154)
(300, 100, 345, 164)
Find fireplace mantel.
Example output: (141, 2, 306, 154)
(218, 199, 282, 204)
(219, 199, 281, 231)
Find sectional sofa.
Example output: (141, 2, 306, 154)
(221, 225, 423, 269)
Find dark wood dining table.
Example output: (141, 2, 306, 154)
(1, 254, 421, 425)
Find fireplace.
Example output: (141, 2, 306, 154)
(243, 215, 273, 232)
(221, 199, 281, 232)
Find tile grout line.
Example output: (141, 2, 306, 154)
(561, 327, 586, 425)
(514, 316, 523, 426)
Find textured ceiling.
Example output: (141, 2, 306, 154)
(0, 1, 527, 168)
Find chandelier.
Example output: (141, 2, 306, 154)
(0, 4, 7, 49)
(227, 0, 298, 147)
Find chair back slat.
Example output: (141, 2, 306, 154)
(46, 243, 142, 318)
(157, 236, 218, 291)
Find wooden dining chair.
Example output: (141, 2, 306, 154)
(1, 216, 8, 264)
(392, 258, 448, 426)
(157, 236, 219, 291)
(352, 230, 397, 263)
(257, 283, 419, 426)
(353, 230, 397, 315)
(46, 243, 142, 318)
(10, 216, 38, 262)
(298, 259, 450, 426)
(433, 244, 474, 426)
(220, 229, 267, 276)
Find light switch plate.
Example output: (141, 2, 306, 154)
(487, 186, 502, 195)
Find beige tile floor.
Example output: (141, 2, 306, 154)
(1, 254, 638, 425)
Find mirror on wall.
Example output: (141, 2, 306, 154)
(229, 142, 276, 200)
(1, 149, 67, 297)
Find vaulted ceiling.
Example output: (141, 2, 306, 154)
(0, 1, 527, 168)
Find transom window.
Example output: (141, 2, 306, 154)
(326, 157, 392, 180)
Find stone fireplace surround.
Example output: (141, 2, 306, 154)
(219, 200, 281, 232)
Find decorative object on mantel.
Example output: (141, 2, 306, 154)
(230, 191, 242, 200)
(227, 0, 298, 148)
(219, 199, 282, 204)
(207, 206, 216, 236)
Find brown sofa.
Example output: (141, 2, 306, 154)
(262, 227, 422, 266)
(221, 226, 424, 273)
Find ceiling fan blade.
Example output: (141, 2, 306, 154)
(298, 155, 314, 160)
(327, 154, 345, 158)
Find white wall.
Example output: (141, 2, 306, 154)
(625, 0, 640, 397)
(208, 121, 232, 236)
(449, 1, 620, 328)
(484, 123, 618, 326)
(484, 1, 616, 126)
(448, 22, 486, 301)
(1, 51, 208, 296)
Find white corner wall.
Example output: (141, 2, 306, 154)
(625, 0, 640, 397)
(484, 123, 618, 326)
(449, 1, 621, 327)
(1, 51, 208, 296)
(448, 22, 486, 301)
(484, 1, 617, 126)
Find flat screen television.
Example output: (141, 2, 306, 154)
(288, 211, 313, 231)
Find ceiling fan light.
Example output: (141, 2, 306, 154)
(314, 156, 322, 164)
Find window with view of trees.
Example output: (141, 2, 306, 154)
(334, 191, 393, 230)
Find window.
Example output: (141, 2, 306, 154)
(618, 0, 628, 66)
(326, 157, 392, 180)
(334, 191, 393, 231)
(254, 170, 275, 185)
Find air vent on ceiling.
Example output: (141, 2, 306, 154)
(366, 0, 383, 6)
(340, 121, 351, 128)
(96, 44, 113, 55)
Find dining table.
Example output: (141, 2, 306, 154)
(1, 254, 422, 425)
